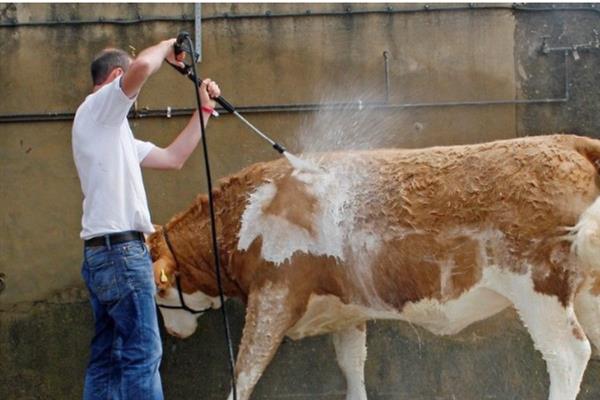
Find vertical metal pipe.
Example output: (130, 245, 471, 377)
(195, 3, 202, 62)
(564, 50, 570, 98)
(383, 51, 390, 103)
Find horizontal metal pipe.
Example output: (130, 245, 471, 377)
(1, 4, 599, 28)
(0, 111, 76, 123)
(0, 97, 568, 124)
(0, 16, 193, 28)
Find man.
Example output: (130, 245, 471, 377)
(72, 38, 220, 400)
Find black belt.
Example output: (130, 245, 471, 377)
(84, 231, 144, 247)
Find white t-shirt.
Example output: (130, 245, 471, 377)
(72, 77, 156, 239)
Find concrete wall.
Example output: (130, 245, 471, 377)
(1, 3, 600, 399)
(0, 2, 518, 305)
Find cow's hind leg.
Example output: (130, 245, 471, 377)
(227, 281, 298, 400)
(575, 280, 600, 359)
(333, 322, 368, 400)
(519, 301, 590, 400)
(488, 268, 591, 400)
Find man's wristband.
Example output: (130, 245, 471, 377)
(201, 106, 218, 117)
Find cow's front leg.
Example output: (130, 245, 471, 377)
(227, 281, 298, 400)
(333, 322, 368, 400)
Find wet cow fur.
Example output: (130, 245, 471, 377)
(148, 134, 600, 400)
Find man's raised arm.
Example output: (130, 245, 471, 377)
(121, 39, 183, 98)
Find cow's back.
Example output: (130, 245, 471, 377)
(342, 135, 598, 236)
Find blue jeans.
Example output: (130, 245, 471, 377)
(81, 238, 163, 400)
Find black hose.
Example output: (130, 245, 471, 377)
(180, 33, 238, 399)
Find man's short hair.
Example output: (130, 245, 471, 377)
(91, 48, 132, 85)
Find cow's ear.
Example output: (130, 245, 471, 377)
(153, 258, 173, 290)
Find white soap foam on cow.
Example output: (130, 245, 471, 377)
(238, 156, 362, 265)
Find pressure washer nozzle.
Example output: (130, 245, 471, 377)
(272, 143, 287, 154)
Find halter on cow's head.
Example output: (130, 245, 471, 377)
(147, 224, 222, 338)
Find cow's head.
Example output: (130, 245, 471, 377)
(147, 224, 222, 339)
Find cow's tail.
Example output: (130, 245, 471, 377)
(570, 136, 600, 270)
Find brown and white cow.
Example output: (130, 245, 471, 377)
(148, 134, 600, 400)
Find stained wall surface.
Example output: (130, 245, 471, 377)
(1, 3, 600, 399)
(0, 3, 518, 305)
